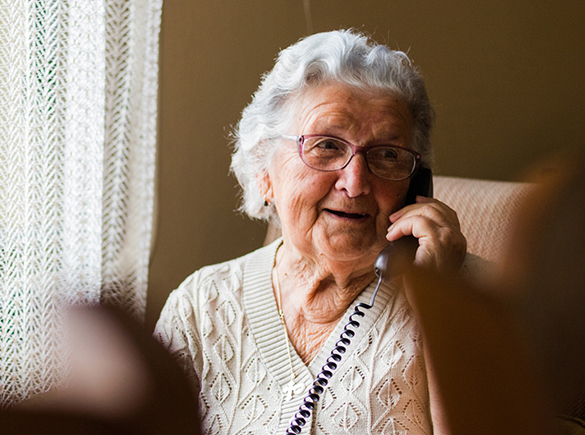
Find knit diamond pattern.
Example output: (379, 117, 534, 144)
(155, 241, 433, 434)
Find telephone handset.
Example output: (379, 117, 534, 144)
(375, 166, 434, 281)
(285, 168, 434, 434)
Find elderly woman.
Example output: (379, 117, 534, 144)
(155, 30, 466, 434)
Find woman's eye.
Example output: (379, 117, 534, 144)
(316, 139, 341, 150)
(379, 148, 399, 160)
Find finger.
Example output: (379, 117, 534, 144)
(391, 200, 461, 231)
(386, 216, 441, 270)
(414, 195, 435, 204)
(391, 197, 456, 221)
(388, 214, 466, 253)
(387, 215, 437, 241)
(387, 215, 467, 273)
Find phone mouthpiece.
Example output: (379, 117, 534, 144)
(374, 246, 391, 277)
(375, 236, 419, 282)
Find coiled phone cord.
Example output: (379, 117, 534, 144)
(284, 238, 417, 434)
(284, 275, 383, 434)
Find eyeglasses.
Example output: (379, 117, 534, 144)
(280, 134, 421, 181)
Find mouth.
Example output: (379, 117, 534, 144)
(324, 209, 369, 220)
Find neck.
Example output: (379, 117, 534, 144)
(273, 240, 376, 363)
(275, 241, 375, 325)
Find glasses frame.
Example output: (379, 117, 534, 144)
(280, 134, 422, 181)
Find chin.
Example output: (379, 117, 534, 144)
(321, 235, 381, 263)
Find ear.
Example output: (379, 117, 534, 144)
(255, 169, 273, 203)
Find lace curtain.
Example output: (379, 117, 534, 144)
(0, 0, 162, 404)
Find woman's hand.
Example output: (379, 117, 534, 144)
(386, 196, 467, 275)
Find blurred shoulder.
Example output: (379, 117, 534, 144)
(460, 252, 498, 287)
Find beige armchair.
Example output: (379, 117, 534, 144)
(432, 175, 533, 263)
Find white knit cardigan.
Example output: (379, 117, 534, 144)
(155, 239, 433, 434)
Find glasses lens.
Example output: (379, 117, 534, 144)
(301, 136, 351, 171)
(367, 147, 416, 180)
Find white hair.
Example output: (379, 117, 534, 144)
(230, 29, 434, 221)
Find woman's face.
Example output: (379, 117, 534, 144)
(261, 83, 414, 267)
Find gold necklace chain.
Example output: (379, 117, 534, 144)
(272, 246, 298, 398)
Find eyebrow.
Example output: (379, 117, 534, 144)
(308, 128, 403, 145)
(310, 119, 405, 142)
(310, 119, 349, 134)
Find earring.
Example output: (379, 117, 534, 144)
(264, 199, 270, 207)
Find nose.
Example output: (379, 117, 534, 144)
(334, 153, 371, 197)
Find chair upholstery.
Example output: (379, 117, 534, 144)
(432, 175, 533, 263)
(265, 175, 534, 265)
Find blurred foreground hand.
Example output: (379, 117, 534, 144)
(3, 306, 200, 435)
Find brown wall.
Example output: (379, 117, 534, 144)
(146, 0, 585, 328)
